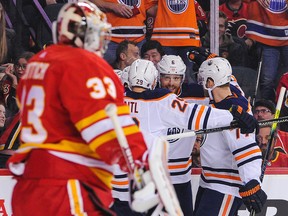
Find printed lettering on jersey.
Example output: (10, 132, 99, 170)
(166, 127, 184, 143)
(166, 0, 188, 14)
(258, 0, 287, 13)
(118, 0, 140, 7)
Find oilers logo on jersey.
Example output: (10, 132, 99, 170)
(166, 0, 188, 14)
(118, 0, 140, 7)
(258, 0, 287, 13)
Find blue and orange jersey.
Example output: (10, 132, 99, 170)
(246, 0, 288, 46)
(104, 0, 156, 43)
(151, 0, 200, 47)
(200, 91, 262, 197)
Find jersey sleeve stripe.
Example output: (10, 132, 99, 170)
(234, 149, 261, 161)
(81, 115, 134, 143)
(89, 125, 140, 152)
(203, 107, 211, 129)
(195, 105, 206, 130)
(232, 143, 258, 155)
(237, 155, 263, 167)
(188, 104, 198, 130)
(75, 105, 130, 131)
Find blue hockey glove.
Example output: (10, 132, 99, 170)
(229, 105, 258, 134)
(239, 179, 267, 213)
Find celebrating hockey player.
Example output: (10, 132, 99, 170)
(7, 1, 182, 215)
(112, 58, 259, 215)
(194, 57, 267, 215)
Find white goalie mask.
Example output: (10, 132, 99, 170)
(128, 59, 158, 90)
(157, 55, 186, 83)
(198, 57, 232, 90)
(52, 0, 111, 55)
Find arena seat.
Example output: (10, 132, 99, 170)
(232, 66, 258, 99)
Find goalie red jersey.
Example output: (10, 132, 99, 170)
(8, 45, 147, 215)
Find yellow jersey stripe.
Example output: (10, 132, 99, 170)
(90, 125, 140, 151)
(75, 105, 130, 131)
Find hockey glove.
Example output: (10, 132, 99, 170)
(229, 105, 258, 134)
(187, 47, 218, 64)
(239, 179, 267, 213)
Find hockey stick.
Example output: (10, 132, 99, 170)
(165, 116, 288, 140)
(250, 86, 286, 216)
(105, 103, 142, 189)
(251, 50, 263, 107)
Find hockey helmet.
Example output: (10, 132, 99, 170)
(156, 55, 186, 81)
(198, 57, 232, 90)
(52, 0, 111, 55)
(128, 59, 158, 90)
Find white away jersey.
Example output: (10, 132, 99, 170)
(112, 88, 234, 201)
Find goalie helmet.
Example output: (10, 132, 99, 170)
(128, 59, 158, 90)
(198, 57, 232, 90)
(52, 0, 111, 55)
(157, 55, 186, 81)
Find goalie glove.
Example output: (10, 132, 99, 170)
(229, 105, 259, 134)
(239, 179, 267, 213)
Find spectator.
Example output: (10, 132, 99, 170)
(253, 99, 275, 121)
(256, 126, 288, 167)
(192, 135, 202, 168)
(246, 0, 288, 101)
(0, 103, 20, 168)
(276, 72, 288, 132)
(112, 40, 140, 71)
(151, 0, 202, 83)
(201, 10, 248, 67)
(219, 0, 259, 69)
(219, 0, 249, 39)
(93, 0, 157, 65)
(141, 40, 165, 66)
(0, 51, 34, 117)
(14, 51, 35, 79)
(0, 2, 16, 64)
(7, 1, 179, 215)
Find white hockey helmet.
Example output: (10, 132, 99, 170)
(198, 57, 232, 90)
(52, 0, 111, 55)
(157, 55, 186, 81)
(128, 59, 158, 90)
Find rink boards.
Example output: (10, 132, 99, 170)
(1, 168, 288, 216)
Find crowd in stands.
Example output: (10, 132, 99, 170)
(0, 0, 287, 171)
(0, 0, 288, 215)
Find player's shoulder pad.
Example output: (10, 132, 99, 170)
(180, 83, 205, 98)
(125, 88, 172, 100)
